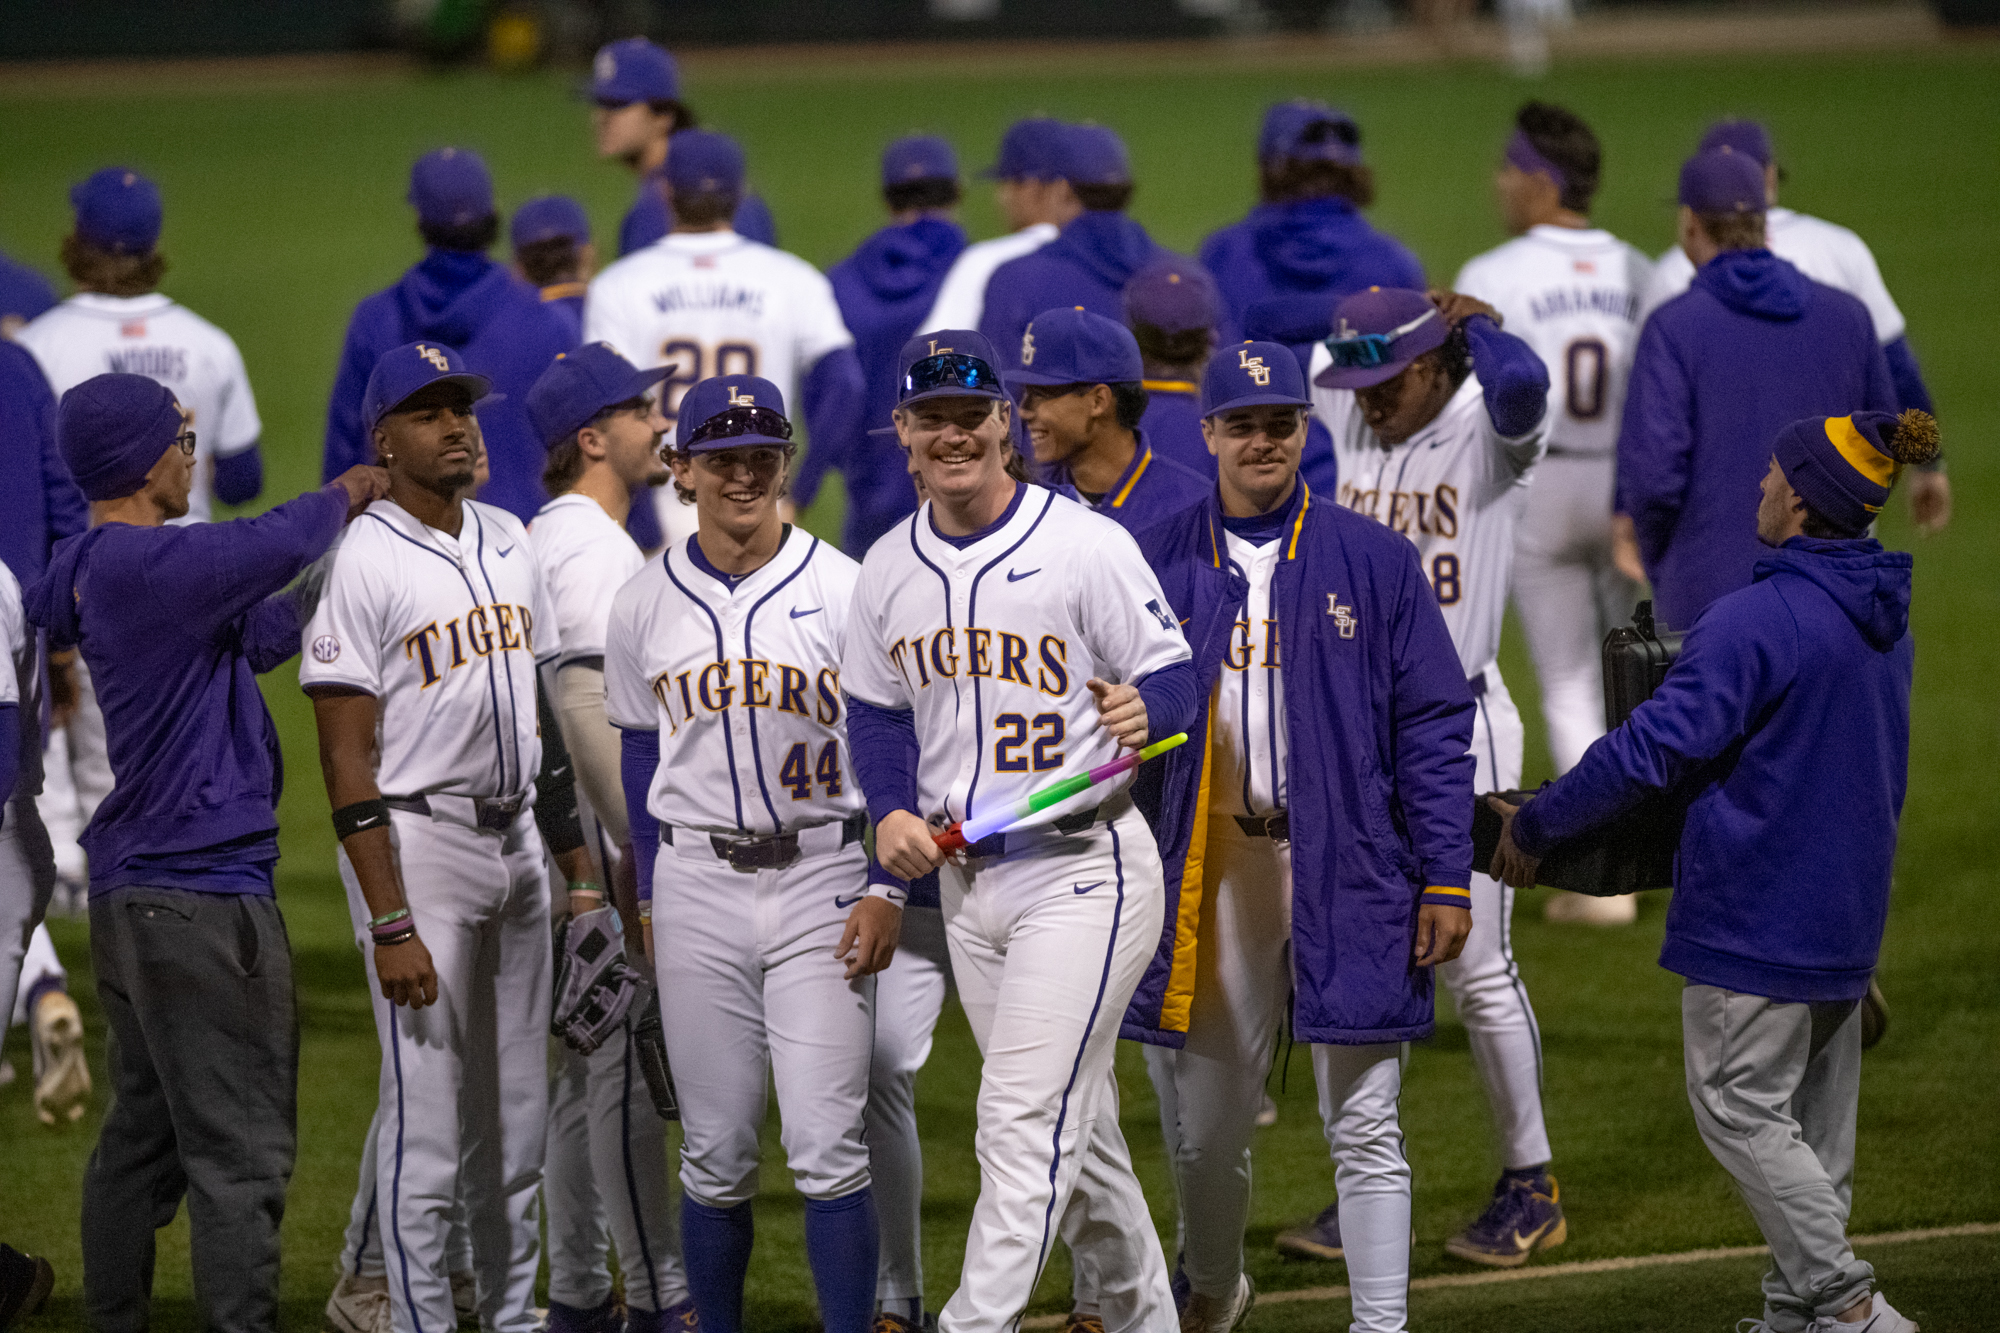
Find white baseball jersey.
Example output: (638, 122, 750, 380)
(1453, 226, 1651, 458)
(17, 292, 261, 523)
(527, 494, 644, 666)
(1212, 530, 1287, 819)
(300, 499, 558, 799)
(583, 231, 853, 435)
(1637, 206, 1905, 343)
(605, 528, 862, 837)
(842, 484, 1191, 834)
(920, 224, 1059, 333)
(0, 561, 22, 715)
(1308, 358, 1546, 674)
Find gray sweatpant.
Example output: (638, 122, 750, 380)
(82, 886, 299, 1333)
(1682, 984, 1874, 1332)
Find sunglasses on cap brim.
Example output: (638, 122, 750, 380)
(685, 405, 794, 449)
(902, 353, 1002, 399)
(1323, 307, 1439, 370)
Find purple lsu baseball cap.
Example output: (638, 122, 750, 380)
(896, 329, 1008, 407)
(1259, 100, 1362, 168)
(1678, 147, 1766, 214)
(677, 374, 791, 452)
(1123, 257, 1219, 336)
(666, 130, 745, 198)
(526, 343, 672, 448)
(363, 341, 492, 434)
(1059, 124, 1132, 189)
(409, 148, 495, 229)
(71, 168, 163, 256)
(979, 117, 1066, 181)
(1007, 306, 1143, 390)
(511, 195, 591, 248)
(1699, 119, 1774, 167)
(1202, 341, 1311, 418)
(883, 135, 958, 188)
(592, 37, 680, 105)
(1314, 287, 1449, 390)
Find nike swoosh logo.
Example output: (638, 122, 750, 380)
(1072, 880, 1106, 895)
(834, 894, 864, 908)
(354, 816, 381, 829)
(790, 606, 822, 619)
(497, 545, 515, 556)
(1007, 568, 1041, 582)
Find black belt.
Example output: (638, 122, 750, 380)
(1545, 446, 1613, 459)
(384, 793, 524, 833)
(662, 812, 867, 873)
(962, 804, 1103, 860)
(1234, 811, 1289, 840)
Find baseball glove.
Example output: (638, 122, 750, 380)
(631, 990, 680, 1121)
(550, 905, 647, 1055)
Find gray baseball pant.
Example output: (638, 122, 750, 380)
(1682, 983, 1874, 1333)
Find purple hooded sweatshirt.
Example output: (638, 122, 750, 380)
(1617, 249, 1894, 629)
(1198, 197, 1425, 346)
(978, 212, 1173, 371)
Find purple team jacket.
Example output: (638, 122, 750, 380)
(1125, 482, 1475, 1047)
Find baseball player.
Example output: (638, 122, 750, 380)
(1286, 287, 1564, 1270)
(524, 343, 696, 1332)
(513, 196, 596, 339)
(1198, 102, 1424, 348)
(978, 125, 1171, 371)
(847, 328, 1196, 1333)
(921, 118, 1075, 333)
(1125, 342, 1478, 1333)
(0, 247, 56, 336)
(1635, 119, 1948, 535)
(1007, 307, 1208, 528)
(1452, 102, 1651, 926)
(302, 341, 559, 1333)
(605, 373, 888, 1333)
(796, 136, 969, 556)
(587, 36, 778, 255)
(322, 147, 578, 526)
(584, 129, 865, 555)
(1122, 257, 1221, 479)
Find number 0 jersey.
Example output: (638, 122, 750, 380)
(1308, 359, 1546, 676)
(299, 499, 558, 800)
(842, 484, 1192, 835)
(605, 527, 863, 837)
(1452, 226, 1651, 459)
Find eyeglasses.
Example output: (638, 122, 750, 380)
(902, 353, 1001, 400)
(1323, 307, 1438, 370)
(684, 406, 793, 450)
(174, 430, 196, 457)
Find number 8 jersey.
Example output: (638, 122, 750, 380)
(604, 528, 864, 836)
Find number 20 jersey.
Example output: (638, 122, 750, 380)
(1451, 225, 1652, 458)
(1308, 362, 1546, 677)
(605, 529, 864, 837)
(582, 230, 853, 434)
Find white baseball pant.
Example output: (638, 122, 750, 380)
(335, 1124, 475, 1281)
(1437, 665, 1551, 1171)
(1313, 1042, 1412, 1333)
(1509, 453, 1643, 775)
(936, 805, 1176, 1333)
(869, 902, 952, 1316)
(650, 836, 874, 1207)
(1, 798, 58, 1026)
(36, 656, 113, 884)
(339, 803, 552, 1333)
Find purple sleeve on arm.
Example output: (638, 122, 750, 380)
(794, 347, 866, 511)
(846, 695, 920, 828)
(213, 445, 264, 507)
(239, 591, 304, 674)
(1136, 660, 1198, 742)
(1882, 337, 1933, 417)
(620, 728, 661, 903)
(1464, 315, 1549, 439)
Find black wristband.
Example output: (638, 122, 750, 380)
(332, 798, 392, 841)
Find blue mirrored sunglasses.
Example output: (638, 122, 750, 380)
(686, 406, 793, 448)
(1323, 307, 1439, 369)
(902, 353, 1000, 399)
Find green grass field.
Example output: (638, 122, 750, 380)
(2, 38, 1998, 1330)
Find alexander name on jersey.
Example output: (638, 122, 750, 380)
(1522, 284, 1639, 324)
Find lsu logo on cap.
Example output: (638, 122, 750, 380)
(927, 339, 953, 356)
(1237, 347, 1270, 387)
(727, 386, 756, 407)
(1020, 329, 1036, 366)
(416, 344, 451, 372)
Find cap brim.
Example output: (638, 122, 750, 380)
(1313, 358, 1416, 390)
(867, 424, 901, 437)
(387, 371, 494, 415)
(683, 432, 793, 453)
(1204, 390, 1312, 417)
(1001, 368, 1082, 389)
(901, 383, 1008, 406)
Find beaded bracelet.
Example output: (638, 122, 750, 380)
(567, 882, 605, 899)
(373, 925, 418, 947)
(368, 907, 411, 929)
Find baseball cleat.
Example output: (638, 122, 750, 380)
(1179, 1274, 1254, 1333)
(872, 1315, 920, 1333)
(1861, 978, 1889, 1050)
(1810, 1294, 1918, 1333)
(323, 1272, 392, 1333)
(1255, 1094, 1279, 1127)
(1274, 1202, 1343, 1261)
(0, 1055, 14, 1087)
(0, 1243, 55, 1326)
(628, 1297, 700, 1333)
(542, 1297, 625, 1333)
(31, 990, 90, 1125)
(1444, 1170, 1567, 1267)
(450, 1269, 479, 1327)
(1543, 890, 1637, 925)
(1063, 1313, 1107, 1333)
